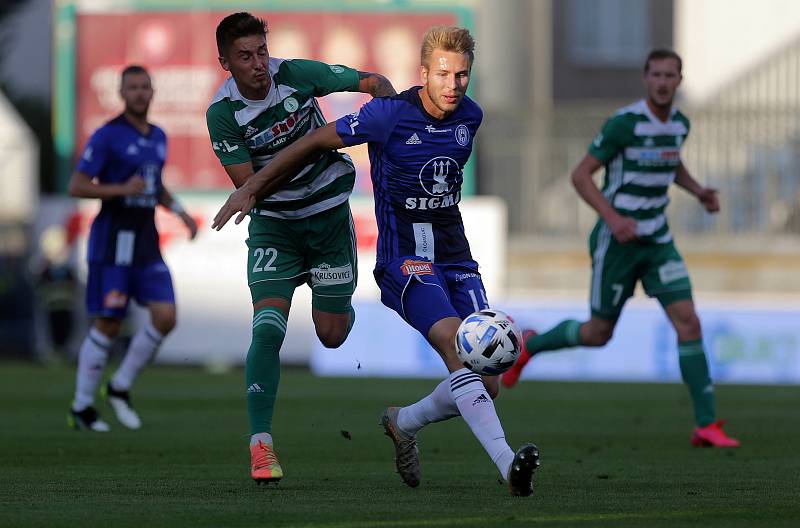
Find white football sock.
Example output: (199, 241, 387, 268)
(72, 327, 112, 412)
(250, 432, 273, 447)
(110, 322, 163, 392)
(396, 377, 459, 436)
(449, 368, 516, 480)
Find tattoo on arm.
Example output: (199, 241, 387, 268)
(358, 71, 397, 97)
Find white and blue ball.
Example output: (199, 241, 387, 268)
(455, 309, 522, 375)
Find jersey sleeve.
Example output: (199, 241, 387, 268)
(335, 97, 400, 147)
(206, 102, 250, 166)
(75, 129, 110, 177)
(281, 59, 360, 97)
(587, 116, 629, 163)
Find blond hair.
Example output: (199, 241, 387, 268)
(420, 26, 475, 68)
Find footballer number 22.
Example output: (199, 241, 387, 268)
(252, 247, 278, 273)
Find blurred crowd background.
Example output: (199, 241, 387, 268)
(1, 0, 799, 365)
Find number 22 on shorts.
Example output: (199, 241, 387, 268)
(252, 247, 278, 273)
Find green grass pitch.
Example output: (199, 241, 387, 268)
(0, 363, 797, 527)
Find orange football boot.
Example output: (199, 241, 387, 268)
(250, 440, 284, 483)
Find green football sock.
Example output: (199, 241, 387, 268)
(526, 320, 582, 354)
(246, 307, 287, 435)
(678, 339, 716, 427)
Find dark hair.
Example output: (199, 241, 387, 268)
(216, 12, 268, 56)
(644, 48, 682, 73)
(120, 64, 149, 85)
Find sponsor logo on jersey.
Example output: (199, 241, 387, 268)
(246, 108, 311, 149)
(213, 140, 240, 153)
(310, 263, 353, 285)
(406, 133, 421, 145)
(103, 289, 128, 309)
(419, 156, 459, 196)
(283, 97, 299, 113)
(455, 124, 470, 146)
(406, 156, 462, 210)
(658, 260, 689, 284)
(644, 137, 655, 147)
(126, 144, 139, 156)
(425, 125, 452, 134)
(404, 193, 461, 210)
(329, 65, 345, 74)
(400, 259, 434, 276)
(454, 272, 479, 281)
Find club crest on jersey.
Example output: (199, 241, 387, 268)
(455, 124, 470, 146)
(400, 259, 434, 276)
(283, 97, 299, 113)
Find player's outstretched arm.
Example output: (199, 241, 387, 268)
(68, 171, 145, 200)
(357, 71, 396, 98)
(675, 162, 719, 213)
(571, 154, 638, 243)
(212, 123, 347, 230)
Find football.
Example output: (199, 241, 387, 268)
(455, 309, 522, 375)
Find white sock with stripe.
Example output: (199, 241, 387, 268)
(111, 322, 164, 391)
(396, 377, 459, 435)
(449, 368, 516, 480)
(72, 327, 113, 411)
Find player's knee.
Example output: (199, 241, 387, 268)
(317, 328, 347, 349)
(583, 325, 613, 347)
(485, 384, 500, 400)
(94, 318, 121, 339)
(675, 313, 701, 341)
(152, 313, 177, 336)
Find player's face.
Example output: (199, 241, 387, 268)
(120, 72, 153, 118)
(421, 49, 471, 118)
(643, 58, 682, 109)
(220, 34, 270, 98)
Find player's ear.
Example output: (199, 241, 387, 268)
(218, 55, 230, 72)
(420, 65, 428, 85)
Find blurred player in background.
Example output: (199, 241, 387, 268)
(212, 26, 540, 497)
(206, 12, 395, 484)
(67, 65, 198, 432)
(502, 49, 739, 448)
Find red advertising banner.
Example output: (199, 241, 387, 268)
(75, 11, 458, 193)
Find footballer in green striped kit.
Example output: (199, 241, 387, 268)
(503, 49, 740, 448)
(206, 12, 395, 483)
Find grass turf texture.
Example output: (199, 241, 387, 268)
(0, 363, 797, 527)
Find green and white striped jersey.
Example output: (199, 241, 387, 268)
(206, 58, 360, 219)
(588, 99, 690, 244)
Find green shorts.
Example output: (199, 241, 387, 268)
(588, 223, 692, 320)
(246, 201, 357, 313)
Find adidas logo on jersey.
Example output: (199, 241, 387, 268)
(405, 133, 421, 145)
(244, 126, 259, 139)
